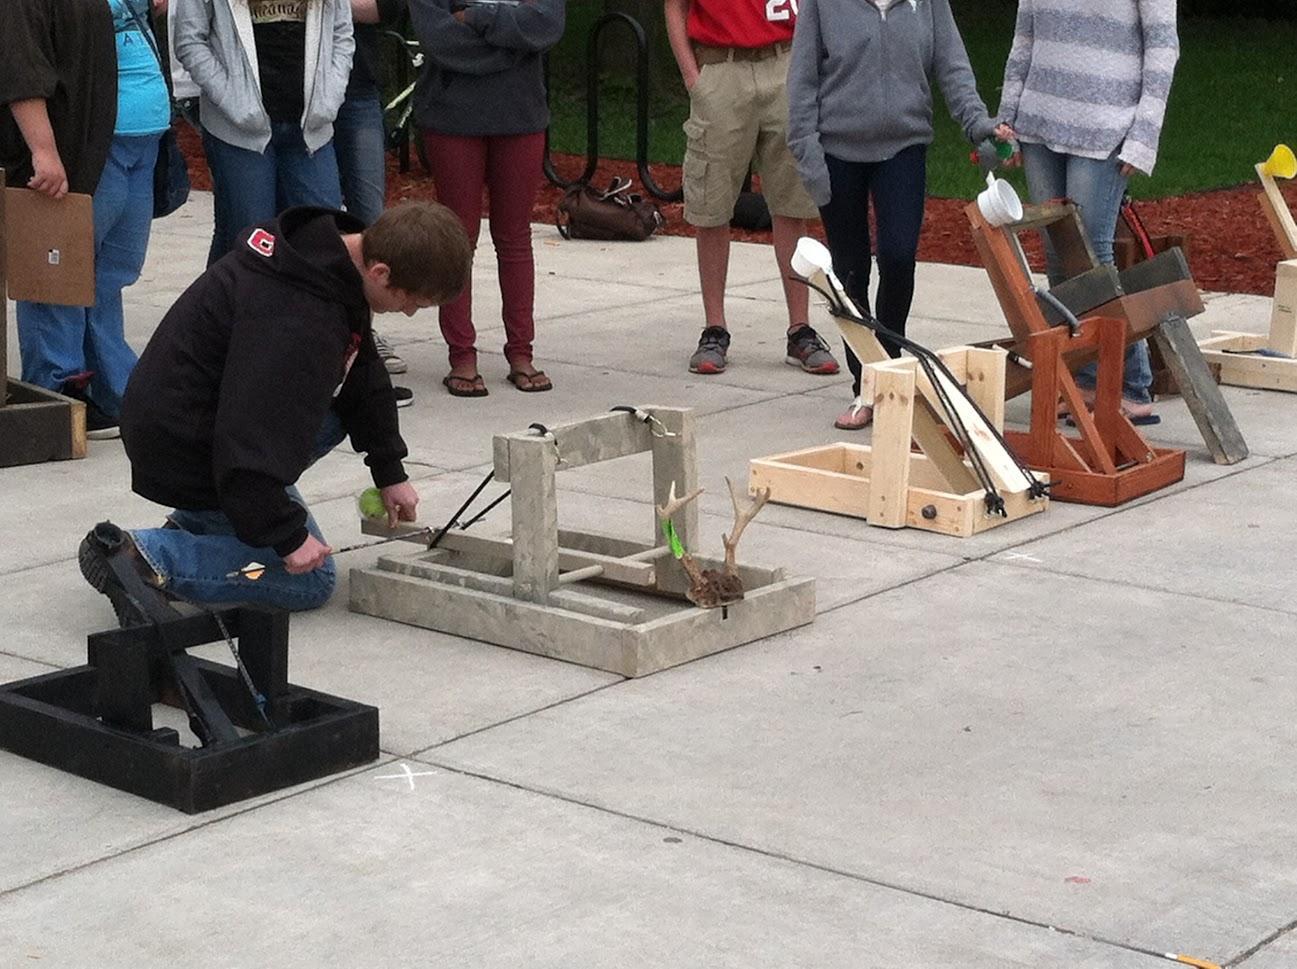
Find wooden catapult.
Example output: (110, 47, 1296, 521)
(965, 192, 1247, 504)
(0, 169, 89, 467)
(350, 407, 815, 678)
(1196, 146, 1297, 392)
(751, 239, 1048, 537)
(0, 539, 378, 812)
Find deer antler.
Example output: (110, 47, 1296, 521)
(655, 481, 704, 522)
(722, 477, 770, 572)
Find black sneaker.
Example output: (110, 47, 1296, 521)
(78, 522, 166, 628)
(393, 386, 413, 408)
(60, 377, 121, 440)
(689, 326, 731, 374)
(82, 401, 121, 440)
(785, 324, 841, 375)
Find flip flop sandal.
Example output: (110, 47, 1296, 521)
(834, 397, 873, 431)
(443, 373, 488, 398)
(507, 369, 553, 393)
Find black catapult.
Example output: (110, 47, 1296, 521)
(0, 580, 378, 813)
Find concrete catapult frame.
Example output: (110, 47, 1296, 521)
(350, 407, 815, 678)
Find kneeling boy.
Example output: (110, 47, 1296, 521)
(80, 202, 473, 625)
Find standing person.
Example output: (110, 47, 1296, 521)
(787, 0, 1005, 430)
(79, 202, 473, 623)
(999, 0, 1179, 424)
(336, 0, 409, 376)
(664, 0, 839, 379)
(3, 0, 171, 440)
(409, 0, 564, 398)
(171, 0, 355, 267)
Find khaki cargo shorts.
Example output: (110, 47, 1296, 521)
(681, 46, 819, 228)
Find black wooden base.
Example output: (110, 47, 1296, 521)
(0, 609, 379, 813)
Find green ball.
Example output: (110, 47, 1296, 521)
(357, 487, 386, 520)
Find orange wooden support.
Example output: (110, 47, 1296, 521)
(1003, 316, 1184, 506)
(963, 198, 1191, 503)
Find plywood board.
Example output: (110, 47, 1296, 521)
(4, 187, 94, 306)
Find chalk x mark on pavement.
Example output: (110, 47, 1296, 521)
(1001, 552, 1043, 564)
(375, 763, 438, 791)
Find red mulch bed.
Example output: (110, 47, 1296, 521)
(177, 126, 1294, 296)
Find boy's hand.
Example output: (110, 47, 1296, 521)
(284, 535, 333, 574)
(380, 481, 420, 528)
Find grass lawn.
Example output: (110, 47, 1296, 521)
(545, 4, 1297, 200)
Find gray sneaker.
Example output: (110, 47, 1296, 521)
(786, 325, 840, 375)
(689, 326, 731, 374)
(373, 330, 407, 374)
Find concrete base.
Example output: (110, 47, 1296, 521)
(351, 548, 816, 677)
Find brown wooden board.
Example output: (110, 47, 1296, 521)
(4, 186, 95, 306)
(1150, 317, 1248, 465)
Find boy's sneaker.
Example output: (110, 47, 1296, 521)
(786, 325, 840, 375)
(393, 386, 414, 408)
(77, 522, 167, 628)
(373, 331, 407, 374)
(689, 326, 731, 374)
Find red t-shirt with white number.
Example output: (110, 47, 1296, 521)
(687, 0, 797, 49)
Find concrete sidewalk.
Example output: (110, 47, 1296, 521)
(2, 192, 1295, 968)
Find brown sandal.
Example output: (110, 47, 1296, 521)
(443, 373, 488, 397)
(506, 368, 553, 393)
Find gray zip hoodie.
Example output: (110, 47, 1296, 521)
(787, 0, 997, 207)
(172, 0, 354, 154)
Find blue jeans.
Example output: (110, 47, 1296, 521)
(129, 415, 348, 611)
(17, 134, 160, 415)
(202, 122, 343, 266)
(819, 145, 928, 396)
(1020, 142, 1152, 404)
(333, 89, 386, 227)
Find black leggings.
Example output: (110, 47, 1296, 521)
(819, 145, 928, 395)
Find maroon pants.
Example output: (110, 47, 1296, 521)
(423, 130, 545, 370)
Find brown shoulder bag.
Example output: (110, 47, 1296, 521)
(556, 177, 664, 242)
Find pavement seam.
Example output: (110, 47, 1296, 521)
(0, 755, 397, 903)
(984, 556, 1297, 620)
(0, 650, 61, 670)
(410, 755, 1172, 966)
(403, 678, 626, 758)
(1229, 917, 1297, 966)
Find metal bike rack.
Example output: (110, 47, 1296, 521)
(543, 12, 682, 202)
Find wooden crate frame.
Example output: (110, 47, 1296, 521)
(750, 346, 1048, 538)
(1196, 166, 1297, 393)
(350, 407, 815, 678)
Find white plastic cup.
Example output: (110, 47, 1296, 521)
(792, 236, 834, 279)
(977, 172, 1023, 226)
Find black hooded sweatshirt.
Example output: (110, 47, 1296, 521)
(121, 208, 408, 557)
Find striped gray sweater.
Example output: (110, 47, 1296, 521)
(997, 0, 1179, 176)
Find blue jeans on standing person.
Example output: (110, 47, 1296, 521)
(202, 121, 343, 266)
(333, 89, 386, 226)
(128, 414, 348, 611)
(1020, 141, 1152, 405)
(819, 145, 928, 396)
(16, 134, 161, 416)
